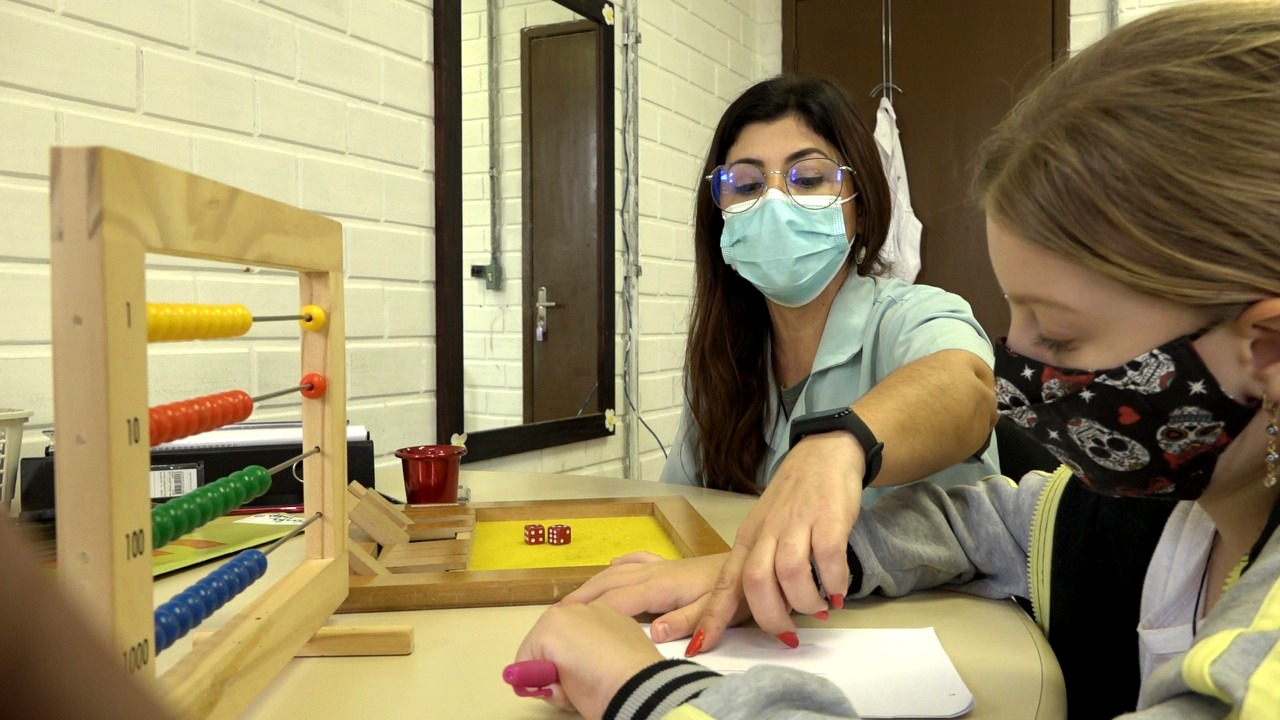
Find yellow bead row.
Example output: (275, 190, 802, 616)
(147, 303, 253, 342)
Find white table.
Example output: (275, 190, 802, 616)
(154, 470, 1066, 719)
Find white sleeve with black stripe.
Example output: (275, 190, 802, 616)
(604, 659, 858, 720)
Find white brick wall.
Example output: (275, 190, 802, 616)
(1069, 0, 1194, 53)
(619, 0, 781, 482)
(0, 0, 435, 498)
(0, 0, 786, 490)
(4, 0, 1189, 493)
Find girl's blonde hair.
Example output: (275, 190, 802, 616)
(976, 0, 1280, 309)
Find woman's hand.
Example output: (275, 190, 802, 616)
(561, 551, 751, 643)
(692, 431, 863, 654)
(512, 602, 665, 719)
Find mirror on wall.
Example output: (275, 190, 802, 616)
(435, 0, 615, 462)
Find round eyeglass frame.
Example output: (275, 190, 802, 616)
(705, 157, 857, 214)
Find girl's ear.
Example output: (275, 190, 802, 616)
(1234, 299, 1280, 397)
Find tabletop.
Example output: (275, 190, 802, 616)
(153, 470, 1066, 720)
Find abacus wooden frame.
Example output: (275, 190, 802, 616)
(50, 146, 347, 719)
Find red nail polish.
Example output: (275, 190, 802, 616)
(830, 593, 845, 610)
(777, 631, 800, 648)
(685, 629, 706, 657)
(813, 610, 829, 621)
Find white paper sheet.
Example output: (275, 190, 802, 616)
(646, 626, 974, 719)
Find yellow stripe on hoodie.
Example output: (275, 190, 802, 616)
(663, 705, 716, 720)
(1027, 465, 1074, 635)
(1183, 563, 1280, 713)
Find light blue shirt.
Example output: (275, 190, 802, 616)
(660, 274, 1000, 504)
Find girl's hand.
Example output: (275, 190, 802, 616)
(512, 602, 665, 719)
(560, 551, 750, 643)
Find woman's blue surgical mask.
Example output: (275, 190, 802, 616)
(720, 189, 854, 307)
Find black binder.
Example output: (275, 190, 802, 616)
(18, 439, 377, 521)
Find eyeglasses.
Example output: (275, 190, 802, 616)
(706, 157, 856, 214)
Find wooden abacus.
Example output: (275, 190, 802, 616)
(50, 146, 354, 718)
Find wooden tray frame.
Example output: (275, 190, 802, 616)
(51, 147, 347, 719)
(341, 495, 730, 612)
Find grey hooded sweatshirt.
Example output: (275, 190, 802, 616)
(604, 468, 1280, 720)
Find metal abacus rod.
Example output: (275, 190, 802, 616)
(154, 512, 324, 653)
(252, 312, 320, 324)
(250, 377, 328, 403)
(151, 447, 322, 549)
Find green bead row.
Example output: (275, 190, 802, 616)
(151, 465, 272, 549)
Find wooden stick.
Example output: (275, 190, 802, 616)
(349, 542, 389, 576)
(382, 554, 469, 573)
(379, 539, 470, 561)
(347, 489, 410, 546)
(193, 625, 414, 657)
(347, 481, 412, 528)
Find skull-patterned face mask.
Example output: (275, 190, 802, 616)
(994, 331, 1258, 500)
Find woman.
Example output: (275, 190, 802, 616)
(648, 75, 1000, 653)
(512, 3, 1280, 719)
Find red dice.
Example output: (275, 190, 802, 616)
(524, 524, 545, 545)
(547, 524, 571, 545)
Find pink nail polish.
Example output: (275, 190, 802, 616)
(830, 593, 845, 610)
(777, 631, 799, 648)
(813, 610, 829, 621)
(685, 629, 706, 657)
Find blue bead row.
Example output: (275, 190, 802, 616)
(154, 549, 269, 653)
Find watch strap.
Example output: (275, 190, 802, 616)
(789, 407, 884, 487)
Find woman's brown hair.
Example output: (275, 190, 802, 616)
(686, 74, 890, 493)
(976, 0, 1280, 310)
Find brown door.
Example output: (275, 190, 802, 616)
(522, 21, 600, 423)
(784, 0, 1066, 338)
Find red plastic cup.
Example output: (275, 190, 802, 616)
(395, 445, 467, 504)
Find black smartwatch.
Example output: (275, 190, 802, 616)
(788, 407, 885, 487)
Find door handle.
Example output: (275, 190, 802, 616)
(535, 286, 558, 341)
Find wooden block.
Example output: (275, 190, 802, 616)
(405, 512, 474, 527)
(349, 542, 389, 576)
(349, 523, 374, 545)
(404, 510, 474, 525)
(403, 503, 472, 520)
(379, 539, 470, 562)
(347, 491, 410, 547)
(347, 481, 412, 528)
(406, 526, 464, 541)
(194, 625, 414, 657)
(383, 554, 469, 573)
(406, 515, 474, 542)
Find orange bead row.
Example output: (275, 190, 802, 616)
(150, 391, 253, 447)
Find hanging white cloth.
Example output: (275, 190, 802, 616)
(872, 96, 922, 283)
